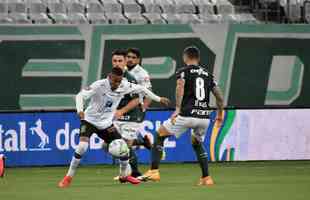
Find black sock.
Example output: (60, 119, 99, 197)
(132, 138, 144, 146)
(192, 141, 209, 177)
(129, 148, 141, 177)
(151, 134, 167, 170)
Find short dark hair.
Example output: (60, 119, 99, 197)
(183, 46, 200, 59)
(127, 48, 141, 58)
(112, 49, 127, 57)
(111, 66, 124, 76)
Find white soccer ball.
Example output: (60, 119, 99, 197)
(108, 139, 129, 158)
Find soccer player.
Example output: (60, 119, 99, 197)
(110, 49, 151, 178)
(58, 67, 170, 188)
(143, 46, 224, 186)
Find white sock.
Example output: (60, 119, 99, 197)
(119, 159, 132, 177)
(66, 156, 81, 177)
(66, 141, 88, 177)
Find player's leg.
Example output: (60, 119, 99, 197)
(144, 116, 188, 181)
(99, 125, 141, 185)
(114, 121, 144, 178)
(58, 120, 95, 188)
(191, 121, 214, 186)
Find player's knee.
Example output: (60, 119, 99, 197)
(74, 141, 89, 158)
(191, 135, 200, 146)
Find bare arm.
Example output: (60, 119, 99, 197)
(211, 86, 224, 120)
(175, 78, 185, 114)
(115, 98, 140, 119)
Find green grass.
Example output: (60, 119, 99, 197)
(1, 161, 310, 200)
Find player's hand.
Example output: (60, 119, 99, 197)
(114, 110, 124, 120)
(159, 97, 170, 107)
(78, 111, 85, 120)
(171, 110, 179, 125)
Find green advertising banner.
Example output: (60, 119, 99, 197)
(1, 24, 310, 111)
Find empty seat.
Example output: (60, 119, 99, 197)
(86, 0, 107, 24)
(175, 0, 196, 14)
(48, 0, 70, 24)
(102, 0, 122, 13)
(155, 0, 176, 13)
(0, 0, 13, 23)
(29, 0, 52, 24)
(235, 13, 259, 23)
(161, 13, 181, 23)
(216, 0, 235, 15)
(137, 0, 162, 13)
(178, 13, 202, 24)
(305, 1, 310, 23)
(199, 14, 222, 23)
(67, 0, 88, 24)
(286, 0, 301, 22)
(106, 12, 128, 24)
(143, 13, 166, 24)
(8, 0, 31, 24)
(119, 0, 141, 13)
(125, 13, 148, 24)
(192, 0, 215, 15)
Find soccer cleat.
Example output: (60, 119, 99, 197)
(142, 135, 152, 150)
(0, 154, 5, 178)
(197, 176, 214, 186)
(113, 176, 120, 181)
(141, 169, 160, 182)
(119, 175, 141, 185)
(58, 175, 72, 188)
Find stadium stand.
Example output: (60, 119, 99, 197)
(0, 0, 308, 24)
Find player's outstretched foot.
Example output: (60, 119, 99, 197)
(0, 154, 5, 178)
(119, 175, 141, 185)
(197, 176, 214, 186)
(142, 135, 152, 150)
(140, 169, 160, 182)
(58, 175, 72, 188)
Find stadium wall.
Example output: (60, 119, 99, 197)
(1, 109, 310, 167)
(1, 24, 310, 110)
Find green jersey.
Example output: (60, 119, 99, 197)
(117, 70, 145, 122)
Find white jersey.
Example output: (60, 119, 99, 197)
(76, 78, 161, 130)
(128, 64, 152, 89)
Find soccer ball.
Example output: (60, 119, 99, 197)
(108, 139, 129, 158)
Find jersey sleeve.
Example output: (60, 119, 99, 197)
(208, 74, 218, 90)
(175, 68, 186, 80)
(137, 73, 152, 89)
(126, 82, 161, 102)
(75, 80, 105, 112)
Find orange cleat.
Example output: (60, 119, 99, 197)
(140, 169, 160, 182)
(58, 175, 72, 188)
(197, 176, 214, 186)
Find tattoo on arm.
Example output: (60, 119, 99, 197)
(212, 86, 224, 114)
(175, 79, 185, 112)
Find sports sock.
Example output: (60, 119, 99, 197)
(129, 148, 141, 177)
(192, 141, 209, 177)
(66, 141, 88, 177)
(151, 134, 168, 170)
(119, 158, 132, 177)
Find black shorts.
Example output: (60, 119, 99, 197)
(79, 120, 122, 144)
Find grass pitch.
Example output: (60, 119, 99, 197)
(1, 161, 310, 200)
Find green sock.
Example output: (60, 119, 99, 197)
(192, 142, 209, 177)
(129, 148, 141, 176)
(151, 134, 167, 170)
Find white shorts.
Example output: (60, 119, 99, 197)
(162, 115, 210, 142)
(113, 121, 143, 140)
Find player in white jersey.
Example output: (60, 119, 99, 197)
(58, 67, 170, 188)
